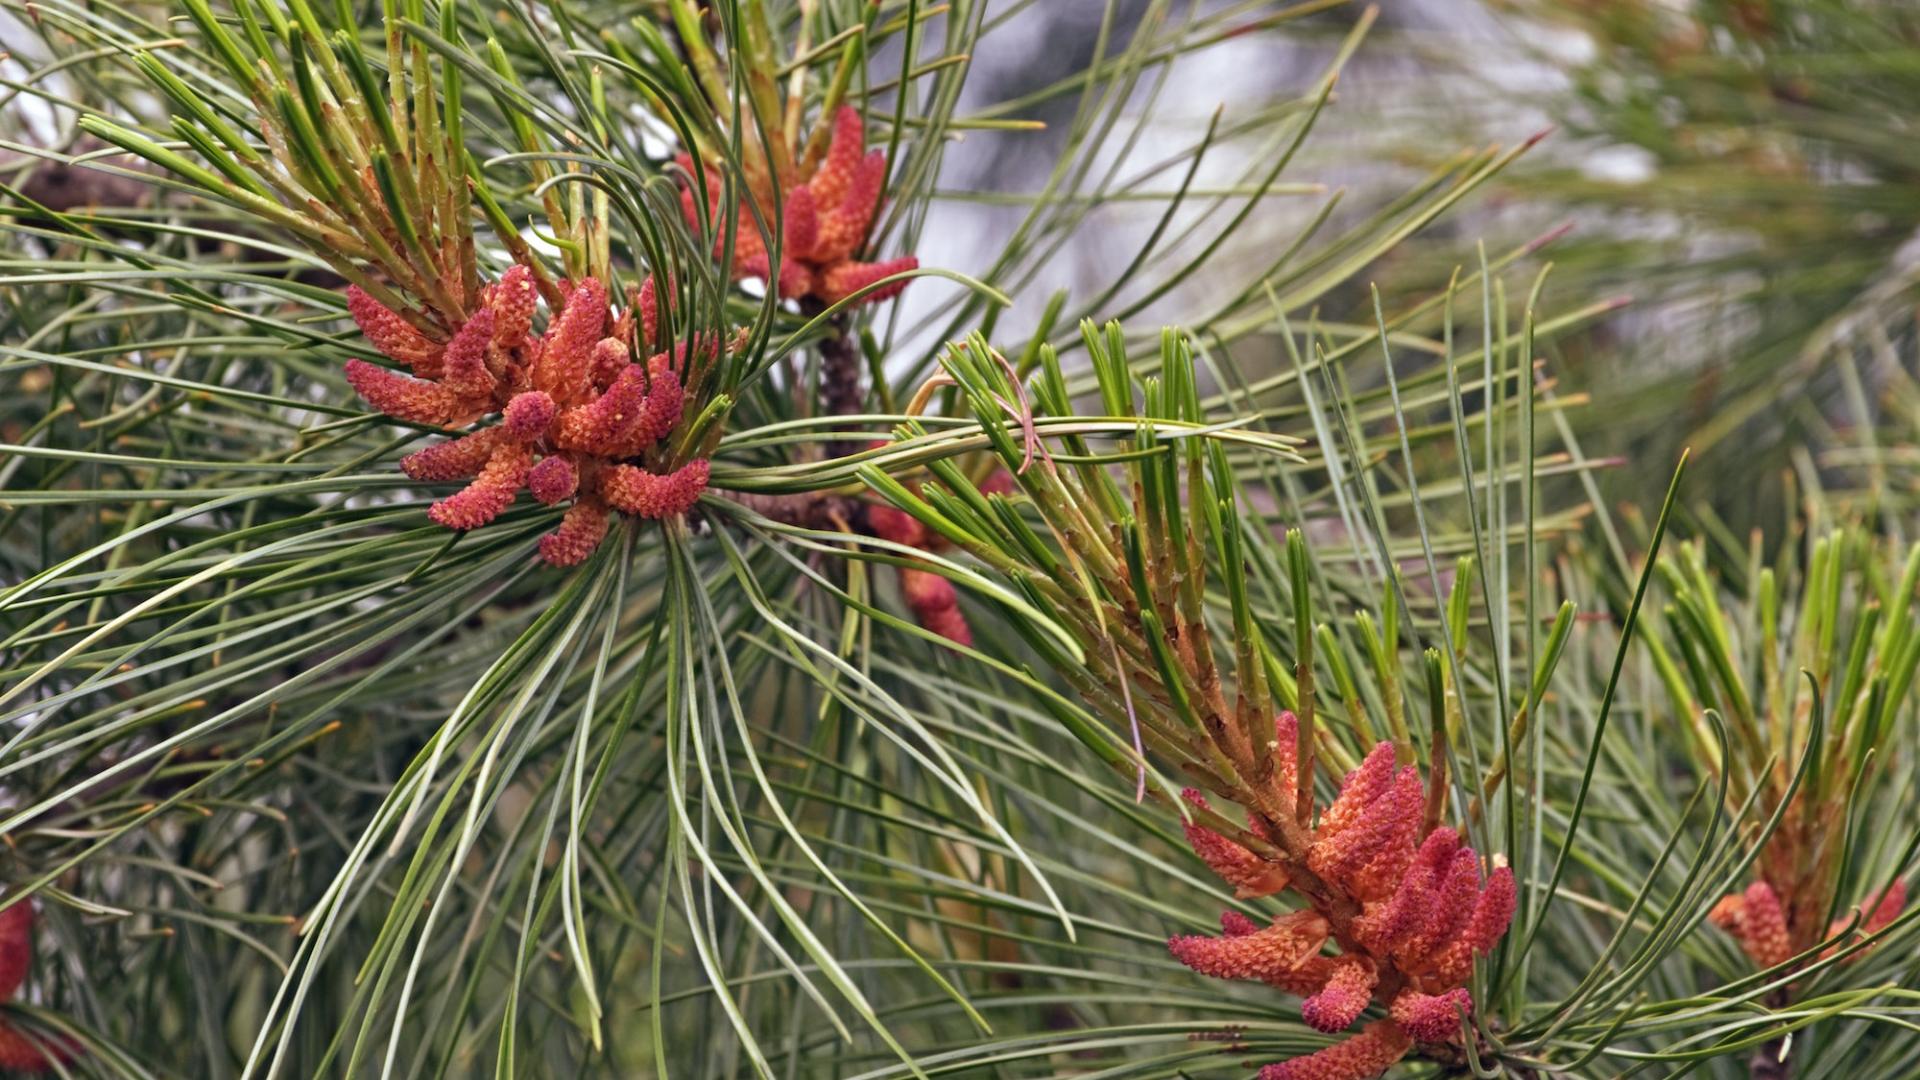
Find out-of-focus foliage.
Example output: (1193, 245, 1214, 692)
(1, 0, 1918, 1077)
(1465, 0, 1920, 530)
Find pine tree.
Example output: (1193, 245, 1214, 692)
(1, 1, 1915, 1077)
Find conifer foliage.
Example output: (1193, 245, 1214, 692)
(2, 1, 1919, 1078)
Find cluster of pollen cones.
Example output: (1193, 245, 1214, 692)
(679, 106, 916, 306)
(343, 268, 712, 565)
(1710, 877, 1906, 970)
(1171, 716, 1516, 1079)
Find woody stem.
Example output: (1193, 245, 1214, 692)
(1750, 990, 1793, 1080)
(1751, 1043, 1792, 1080)
(805, 303, 866, 459)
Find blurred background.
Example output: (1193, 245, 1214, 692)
(888, 0, 1920, 542)
(6, 2, 1920, 1073)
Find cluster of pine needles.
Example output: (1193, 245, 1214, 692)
(0, 1, 1918, 1077)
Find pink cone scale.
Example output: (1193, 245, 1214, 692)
(0, 898, 80, 1073)
(538, 500, 610, 567)
(1709, 880, 1794, 969)
(1300, 956, 1375, 1033)
(1390, 987, 1473, 1043)
(602, 460, 710, 519)
(347, 287, 441, 375)
(1257, 1021, 1411, 1080)
(860, 441, 1012, 646)
(527, 456, 579, 505)
(679, 107, 917, 308)
(400, 428, 501, 481)
(899, 567, 971, 646)
(1715, 863, 1909, 969)
(1180, 789, 1290, 898)
(344, 265, 713, 564)
(1221, 910, 1262, 938)
(867, 503, 929, 548)
(1167, 910, 1330, 982)
(1826, 879, 1908, 957)
(1167, 734, 1519, 1076)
